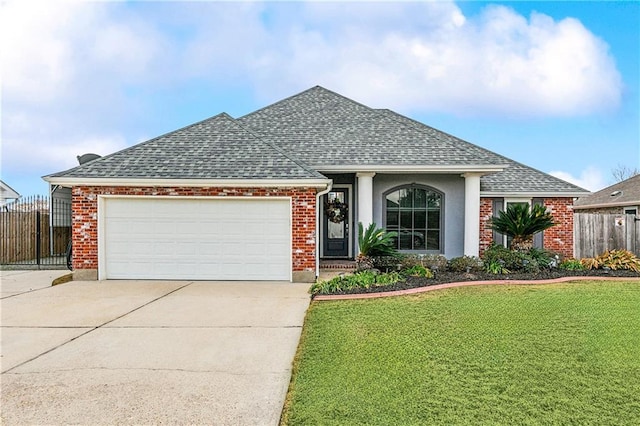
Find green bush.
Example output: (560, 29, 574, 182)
(310, 271, 403, 296)
(424, 254, 449, 271)
(371, 255, 402, 272)
(485, 260, 510, 275)
(448, 256, 483, 273)
(402, 265, 434, 278)
(482, 244, 540, 273)
(358, 222, 398, 257)
(528, 248, 558, 269)
(559, 259, 585, 271)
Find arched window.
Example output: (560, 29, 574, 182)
(384, 185, 442, 252)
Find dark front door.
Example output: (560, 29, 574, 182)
(323, 189, 349, 257)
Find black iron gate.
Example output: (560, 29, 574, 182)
(1, 195, 72, 269)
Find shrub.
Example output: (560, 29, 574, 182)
(358, 222, 398, 257)
(580, 257, 600, 270)
(583, 249, 640, 272)
(528, 248, 558, 269)
(485, 260, 510, 275)
(370, 256, 402, 272)
(421, 254, 449, 271)
(559, 259, 585, 271)
(398, 254, 447, 272)
(482, 244, 540, 273)
(310, 271, 403, 295)
(357, 222, 399, 271)
(448, 256, 483, 273)
(402, 265, 434, 278)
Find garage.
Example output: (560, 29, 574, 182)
(100, 197, 291, 281)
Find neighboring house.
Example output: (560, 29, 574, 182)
(44, 86, 588, 282)
(0, 180, 21, 208)
(573, 174, 640, 215)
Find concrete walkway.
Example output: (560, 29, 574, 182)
(1, 272, 311, 425)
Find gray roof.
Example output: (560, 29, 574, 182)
(574, 174, 640, 209)
(239, 87, 506, 168)
(46, 113, 324, 180)
(374, 109, 588, 194)
(46, 85, 589, 195)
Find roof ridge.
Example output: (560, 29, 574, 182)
(239, 85, 377, 121)
(225, 116, 326, 180)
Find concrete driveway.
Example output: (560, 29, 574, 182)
(0, 271, 311, 425)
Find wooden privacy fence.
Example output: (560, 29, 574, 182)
(574, 213, 640, 259)
(0, 195, 71, 267)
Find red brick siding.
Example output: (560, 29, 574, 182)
(71, 186, 318, 273)
(478, 197, 574, 258)
(542, 197, 574, 259)
(479, 198, 494, 255)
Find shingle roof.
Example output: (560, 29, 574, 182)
(239, 86, 505, 167)
(46, 113, 325, 180)
(239, 86, 587, 194)
(574, 174, 640, 208)
(374, 109, 589, 194)
(46, 85, 590, 195)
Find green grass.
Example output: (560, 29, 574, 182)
(282, 281, 640, 425)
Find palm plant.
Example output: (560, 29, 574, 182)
(357, 223, 398, 270)
(489, 204, 555, 252)
(358, 222, 398, 256)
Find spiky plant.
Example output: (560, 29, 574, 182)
(356, 223, 398, 270)
(489, 204, 555, 252)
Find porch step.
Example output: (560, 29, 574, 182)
(319, 260, 356, 270)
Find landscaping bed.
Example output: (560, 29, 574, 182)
(312, 246, 640, 297)
(324, 268, 640, 296)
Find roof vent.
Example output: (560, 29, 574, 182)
(610, 190, 622, 197)
(77, 153, 102, 165)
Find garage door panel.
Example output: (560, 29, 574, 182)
(103, 198, 291, 280)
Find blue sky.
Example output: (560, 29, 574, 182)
(2, 1, 639, 196)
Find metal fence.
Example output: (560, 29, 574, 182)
(1, 195, 72, 269)
(574, 212, 640, 258)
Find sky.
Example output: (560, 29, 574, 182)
(2, 0, 639, 197)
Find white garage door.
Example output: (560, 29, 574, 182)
(101, 197, 291, 280)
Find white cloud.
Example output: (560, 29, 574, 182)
(1, 1, 169, 181)
(0, 1, 627, 195)
(550, 167, 607, 192)
(250, 3, 622, 117)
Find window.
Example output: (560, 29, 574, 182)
(624, 207, 638, 215)
(384, 185, 442, 252)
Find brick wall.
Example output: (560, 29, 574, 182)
(479, 198, 494, 254)
(478, 197, 574, 258)
(71, 186, 318, 275)
(542, 197, 574, 259)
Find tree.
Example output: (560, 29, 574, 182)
(611, 163, 640, 183)
(489, 204, 555, 252)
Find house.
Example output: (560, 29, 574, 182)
(44, 86, 588, 282)
(573, 174, 640, 215)
(0, 180, 21, 208)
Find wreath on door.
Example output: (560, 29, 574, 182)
(325, 200, 348, 223)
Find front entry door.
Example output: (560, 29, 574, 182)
(323, 189, 349, 257)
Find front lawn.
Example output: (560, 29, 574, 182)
(282, 281, 640, 425)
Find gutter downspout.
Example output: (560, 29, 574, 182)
(315, 181, 334, 279)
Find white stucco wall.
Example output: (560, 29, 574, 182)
(370, 174, 466, 258)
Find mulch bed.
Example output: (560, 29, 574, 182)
(327, 269, 640, 296)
